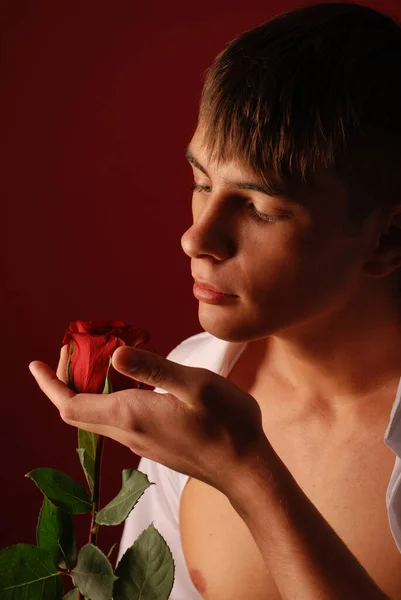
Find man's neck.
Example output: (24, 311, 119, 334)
(255, 282, 401, 419)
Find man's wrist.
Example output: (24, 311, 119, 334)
(225, 434, 292, 521)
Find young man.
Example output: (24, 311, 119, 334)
(119, 3, 401, 598)
(31, 2, 401, 599)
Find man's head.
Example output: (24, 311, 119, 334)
(181, 3, 401, 343)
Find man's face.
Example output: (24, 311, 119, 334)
(181, 125, 382, 342)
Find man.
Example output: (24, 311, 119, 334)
(30, 2, 401, 598)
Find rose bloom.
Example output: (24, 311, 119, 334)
(62, 319, 152, 394)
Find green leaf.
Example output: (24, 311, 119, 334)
(26, 468, 92, 514)
(37, 495, 77, 569)
(63, 593, 89, 600)
(95, 469, 154, 526)
(71, 544, 117, 600)
(63, 591, 90, 600)
(76, 448, 95, 497)
(63, 590, 79, 600)
(78, 429, 98, 463)
(77, 427, 98, 499)
(0, 544, 63, 599)
(114, 524, 175, 600)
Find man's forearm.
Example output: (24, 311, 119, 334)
(226, 437, 390, 600)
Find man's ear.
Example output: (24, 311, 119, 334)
(363, 205, 401, 277)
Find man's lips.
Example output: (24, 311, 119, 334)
(193, 277, 236, 296)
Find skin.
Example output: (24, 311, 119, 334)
(28, 122, 401, 598)
(182, 124, 401, 418)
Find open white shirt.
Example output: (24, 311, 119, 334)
(116, 331, 401, 600)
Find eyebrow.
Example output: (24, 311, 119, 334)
(184, 145, 283, 197)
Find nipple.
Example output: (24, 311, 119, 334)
(189, 568, 207, 595)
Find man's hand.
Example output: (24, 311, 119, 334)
(29, 345, 268, 494)
(29, 346, 393, 599)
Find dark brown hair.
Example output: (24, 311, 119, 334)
(198, 2, 401, 222)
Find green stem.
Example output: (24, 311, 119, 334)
(77, 383, 144, 600)
(76, 435, 105, 600)
(89, 434, 105, 546)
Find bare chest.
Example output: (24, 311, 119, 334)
(179, 358, 401, 600)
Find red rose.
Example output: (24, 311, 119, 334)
(61, 319, 152, 394)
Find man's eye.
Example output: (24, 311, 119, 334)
(189, 181, 281, 224)
(190, 182, 210, 193)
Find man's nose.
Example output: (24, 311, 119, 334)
(180, 199, 236, 260)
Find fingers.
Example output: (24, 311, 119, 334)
(29, 358, 183, 457)
(29, 361, 76, 412)
(30, 360, 121, 425)
(111, 346, 207, 407)
(30, 359, 138, 429)
(56, 344, 69, 384)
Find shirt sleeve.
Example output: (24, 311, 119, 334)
(384, 374, 401, 553)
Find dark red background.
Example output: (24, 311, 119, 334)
(1, 0, 400, 593)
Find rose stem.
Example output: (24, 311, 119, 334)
(88, 385, 144, 546)
(79, 383, 144, 599)
(88, 434, 105, 546)
(74, 436, 105, 600)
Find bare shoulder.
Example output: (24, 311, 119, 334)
(180, 441, 401, 599)
(179, 341, 401, 599)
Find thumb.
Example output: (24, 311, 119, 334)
(111, 346, 195, 402)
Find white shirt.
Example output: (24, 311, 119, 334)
(116, 330, 401, 600)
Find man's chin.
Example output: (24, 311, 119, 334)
(197, 305, 259, 343)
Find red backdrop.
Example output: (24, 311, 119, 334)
(1, 0, 400, 592)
